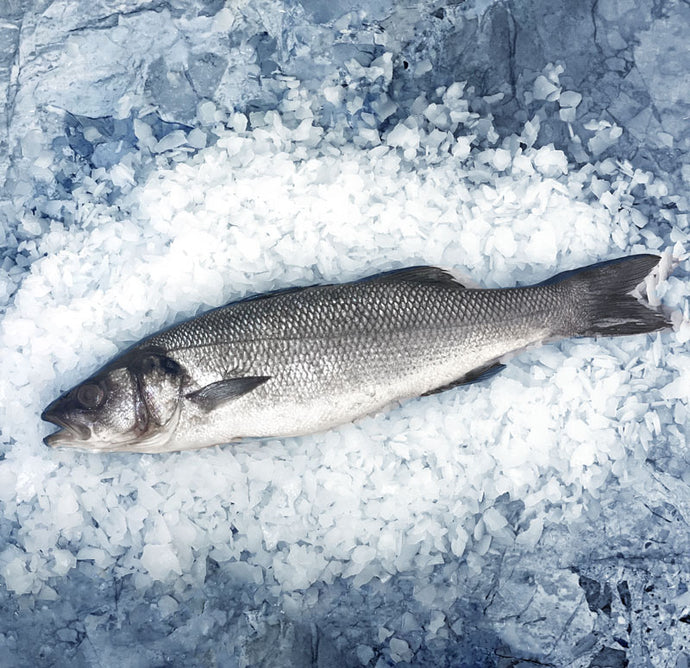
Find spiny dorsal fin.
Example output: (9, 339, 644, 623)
(358, 266, 468, 289)
(235, 266, 468, 307)
(237, 286, 309, 304)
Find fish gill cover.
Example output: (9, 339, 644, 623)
(0, 0, 689, 666)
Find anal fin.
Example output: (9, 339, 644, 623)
(422, 362, 506, 396)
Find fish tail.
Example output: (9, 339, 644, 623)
(543, 254, 672, 337)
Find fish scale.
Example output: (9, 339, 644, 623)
(149, 282, 538, 389)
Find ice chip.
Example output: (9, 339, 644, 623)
(141, 544, 182, 580)
(356, 645, 375, 665)
(491, 148, 511, 171)
(389, 638, 413, 663)
(533, 75, 560, 101)
(533, 146, 568, 176)
(559, 91, 582, 108)
(153, 131, 187, 153)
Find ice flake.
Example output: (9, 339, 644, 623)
(141, 544, 182, 580)
(533, 74, 561, 101)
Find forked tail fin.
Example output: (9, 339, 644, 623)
(541, 254, 672, 337)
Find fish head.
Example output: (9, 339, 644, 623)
(42, 351, 185, 452)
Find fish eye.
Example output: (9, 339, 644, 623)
(76, 383, 105, 409)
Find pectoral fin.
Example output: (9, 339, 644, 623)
(185, 376, 270, 411)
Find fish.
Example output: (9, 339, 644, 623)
(42, 254, 672, 453)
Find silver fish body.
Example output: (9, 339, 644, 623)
(42, 256, 671, 453)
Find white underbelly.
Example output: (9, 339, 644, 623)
(168, 328, 550, 450)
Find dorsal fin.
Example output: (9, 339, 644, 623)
(237, 285, 309, 304)
(358, 266, 468, 288)
(235, 266, 467, 306)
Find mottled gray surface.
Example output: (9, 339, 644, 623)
(1, 0, 689, 666)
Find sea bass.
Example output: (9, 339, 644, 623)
(42, 255, 672, 453)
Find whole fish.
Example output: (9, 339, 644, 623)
(42, 255, 671, 453)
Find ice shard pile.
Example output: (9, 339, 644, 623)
(1, 0, 689, 666)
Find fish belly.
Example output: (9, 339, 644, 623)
(166, 320, 549, 449)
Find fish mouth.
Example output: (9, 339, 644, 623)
(41, 410, 91, 446)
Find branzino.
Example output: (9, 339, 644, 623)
(42, 255, 672, 453)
